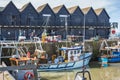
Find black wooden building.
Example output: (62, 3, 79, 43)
(0, 1, 111, 40)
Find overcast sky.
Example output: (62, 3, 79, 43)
(0, 0, 120, 32)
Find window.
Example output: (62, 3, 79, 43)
(26, 14, 34, 25)
(12, 15, 16, 21)
(59, 15, 68, 26)
(8, 14, 16, 25)
(60, 17, 65, 22)
(42, 14, 51, 17)
(59, 15, 68, 17)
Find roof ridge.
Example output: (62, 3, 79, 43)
(68, 6, 78, 14)
(53, 4, 64, 13)
(20, 2, 31, 12)
(81, 7, 92, 14)
(37, 3, 48, 12)
(94, 8, 104, 15)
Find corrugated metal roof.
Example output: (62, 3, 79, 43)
(53, 5, 63, 13)
(19, 2, 30, 12)
(37, 3, 47, 12)
(81, 7, 91, 14)
(94, 8, 104, 15)
(68, 6, 78, 14)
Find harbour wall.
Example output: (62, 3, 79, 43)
(0, 40, 117, 61)
(18, 40, 118, 60)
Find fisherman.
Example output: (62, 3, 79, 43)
(26, 59, 32, 65)
(27, 51, 31, 58)
(54, 56, 59, 64)
(70, 53, 74, 61)
(30, 30, 35, 41)
(74, 53, 78, 61)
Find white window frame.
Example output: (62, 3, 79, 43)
(59, 15, 68, 18)
(42, 14, 51, 17)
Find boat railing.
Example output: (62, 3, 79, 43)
(0, 40, 17, 47)
(0, 41, 20, 64)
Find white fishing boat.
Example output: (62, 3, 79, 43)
(37, 45, 92, 71)
(37, 14, 92, 71)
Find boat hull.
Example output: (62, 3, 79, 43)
(37, 52, 92, 71)
(108, 51, 120, 63)
(108, 57, 120, 62)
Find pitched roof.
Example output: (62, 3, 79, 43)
(0, 7, 5, 12)
(53, 5, 64, 13)
(2, 1, 19, 12)
(94, 8, 104, 15)
(81, 7, 91, 14)
(20, 2, 30, 12)
(95, 8, 110, 18)
(68, 6, 78, 14)
(37, 3, 48, 12)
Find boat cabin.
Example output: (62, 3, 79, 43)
(58, 46, 82, 62)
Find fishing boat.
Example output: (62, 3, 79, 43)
(37, 14, 92, 71)
(105, 46, 120, 63)
(37, 45, 92, 71)
(99, 40, 120, 63)
(0, 41, 38, 80)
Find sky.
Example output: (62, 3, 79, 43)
(0, 0, 120, 32)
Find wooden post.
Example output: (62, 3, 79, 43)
(33, 68, 38, 80)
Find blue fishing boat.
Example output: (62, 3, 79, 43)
(37, 46, 92, 71)
(108, 51, 120, 62)
(106, 46, 120, 63)
(99, 40, 120, 63)
(101, 42, 120, 63)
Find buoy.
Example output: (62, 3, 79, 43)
(111, 29, 116, 34)
(24, 71, 34, 80)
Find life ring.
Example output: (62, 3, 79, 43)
(24, 71, 34, 80)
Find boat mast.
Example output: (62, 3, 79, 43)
(65, 16, 68, 47)
(82, 14, 86, 79)
(83, 14, 86, 51)
(42, 14, 51, 43)
(60, 15, 69, 47)
(43, 14, 51, 35)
